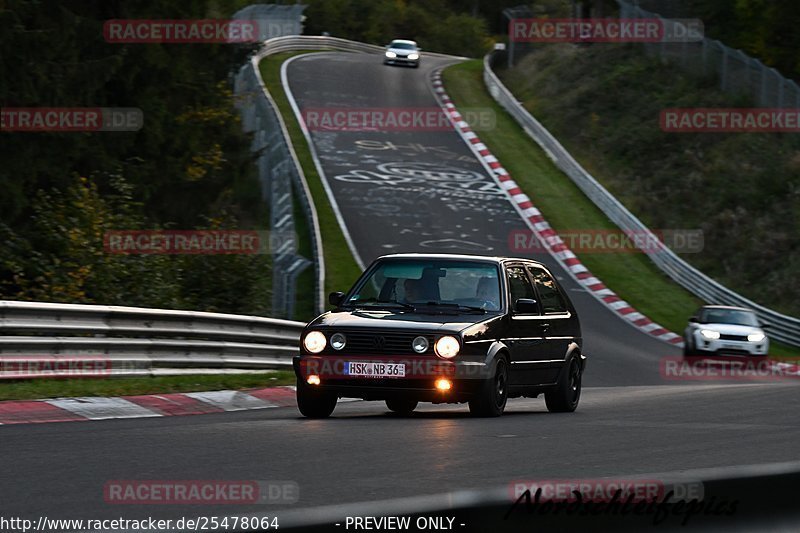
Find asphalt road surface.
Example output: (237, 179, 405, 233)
(1, 51, 798, 527)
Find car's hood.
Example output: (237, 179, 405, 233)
(697, 322, 763, 335)
(387, 47, 417, 55)
(307, 309, 497, 334)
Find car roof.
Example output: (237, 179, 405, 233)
(390, 39, 417, 45)
(699, 305, 755, 313)
(374, 252, 546, 267)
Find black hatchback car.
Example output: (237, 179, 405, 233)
(293, 254, 585, 418)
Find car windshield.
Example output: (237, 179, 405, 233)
(390, 42, 417, 50)
(345, 259, 501, 311)
(701, 308, 760, 326)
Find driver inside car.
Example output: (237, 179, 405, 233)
(403, 278, 426, 303)
(475, 276, 500, 310)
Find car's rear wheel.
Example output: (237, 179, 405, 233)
(296, 381, 337, 419)
(385, 398, 418, 415)
(469, 357, 509, 417)
(545, 356, 582, 413)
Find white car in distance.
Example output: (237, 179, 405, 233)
(683, 305, 769, 358)
(384, 39, 421, 68)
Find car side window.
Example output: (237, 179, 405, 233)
(528, 267, 567, 314)
(507, 266, 536, 313)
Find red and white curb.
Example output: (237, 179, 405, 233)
(430, 70, 684, 347)
(0, 386, 299, 425)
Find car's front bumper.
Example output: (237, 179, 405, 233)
(384, 55, 419, 65)
(293, 355, 489, 402)
(692, 335, 769, 356)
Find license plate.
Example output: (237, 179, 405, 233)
(345, 362, 406, 378)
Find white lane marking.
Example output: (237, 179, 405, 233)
(280, 55, 366, 270)
(184, 391, 272, 412)
(46, 397, 162, 420)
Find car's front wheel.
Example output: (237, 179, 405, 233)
(545, 356, 582, 413)
(296, 381, 337, 418)
(385, 398, 418, 415)
(683, 336, 698, 358)
(469, 357, 509, 417)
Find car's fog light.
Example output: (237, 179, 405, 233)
(435, 378, 452, 391)
(307, 375, 321, 386)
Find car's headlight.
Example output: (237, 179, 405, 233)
(303, 331, 326, 353)
(408, 53, 419, 60)
(434, 335, 460, 359)
(412, 336, 429, 354)
(385, 51, 396, 58)
(330, 332, 346, 350)
(747, 332, 765, 343)
(700, 329, 720, 340)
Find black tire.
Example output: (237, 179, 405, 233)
(385, 398, 418, 415)
(545, 356, 582, 413)
(296, 381, 337, 419)
(682, 337, 697, 358)
(469, 357, 509, 417)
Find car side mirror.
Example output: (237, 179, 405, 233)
(761, 323, 771, 329)
(514, 298, 538, 314)
(688, 316, 699, 323)
(328, 291, 345, 307)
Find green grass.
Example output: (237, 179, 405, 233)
(0, 371, 296, 402)
(259, 52, 362, 307)
(441, 60, 800, 362)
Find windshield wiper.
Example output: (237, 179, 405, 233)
(456, 304, 487, 314)
(347, 300, 416, 311)
(413, 302, 487, 314)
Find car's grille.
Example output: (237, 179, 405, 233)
(715, 348, 751, 355)
(719, 334, 749, 342)
(327, 331, 435, 355)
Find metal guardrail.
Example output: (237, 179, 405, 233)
(483, 51, 800, 347)
(0, 300, 304, 376)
